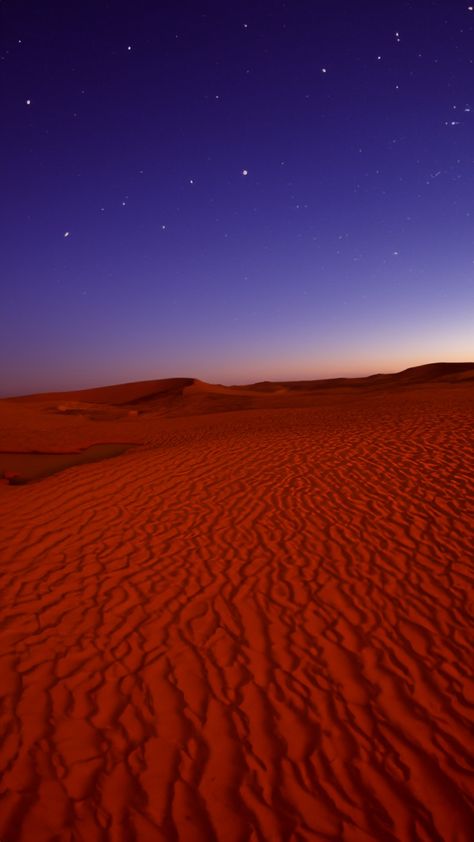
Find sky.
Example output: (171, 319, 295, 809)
(1, 0, 473, 395)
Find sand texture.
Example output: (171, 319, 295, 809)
(0, 363, 473, 841)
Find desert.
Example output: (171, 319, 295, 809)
(5, 0, 474, 837)
(0, 362, 473, 841)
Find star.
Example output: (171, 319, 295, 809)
(25, 99, 31, 105)
(242, 169, 248, 176)
(321, 67, 327, 74)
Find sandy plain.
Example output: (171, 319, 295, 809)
(0, 363, 473, 842)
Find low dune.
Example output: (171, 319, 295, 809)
(0, 363, 473, 841)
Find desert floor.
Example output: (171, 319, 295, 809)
(0, 364, 473, 842)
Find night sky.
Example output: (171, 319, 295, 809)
(2, 0, 473, 395)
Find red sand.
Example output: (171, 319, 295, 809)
(0, 363, 473, 841)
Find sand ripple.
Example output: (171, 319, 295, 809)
(0, 383, 473, 841)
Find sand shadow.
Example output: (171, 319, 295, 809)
(0, 443, 135, 485)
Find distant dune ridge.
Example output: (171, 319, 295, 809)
(0, 362, 473, 841)
(8, 361, 474, 404)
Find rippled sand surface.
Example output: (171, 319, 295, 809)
(0, 365, 473, 841)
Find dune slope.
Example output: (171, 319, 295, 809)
(0, 368, 473, 841)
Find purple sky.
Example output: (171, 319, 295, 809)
(1, 0, 473, 395)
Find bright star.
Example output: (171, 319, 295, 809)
(242, 169, 248, 176)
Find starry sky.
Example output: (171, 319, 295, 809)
(1, 0, 473, 395)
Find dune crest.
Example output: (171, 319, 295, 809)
(0, 364, 473, 841)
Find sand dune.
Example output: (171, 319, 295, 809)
(0, 364, 473, 841)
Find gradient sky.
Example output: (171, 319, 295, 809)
(1, 0, 473, 394)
